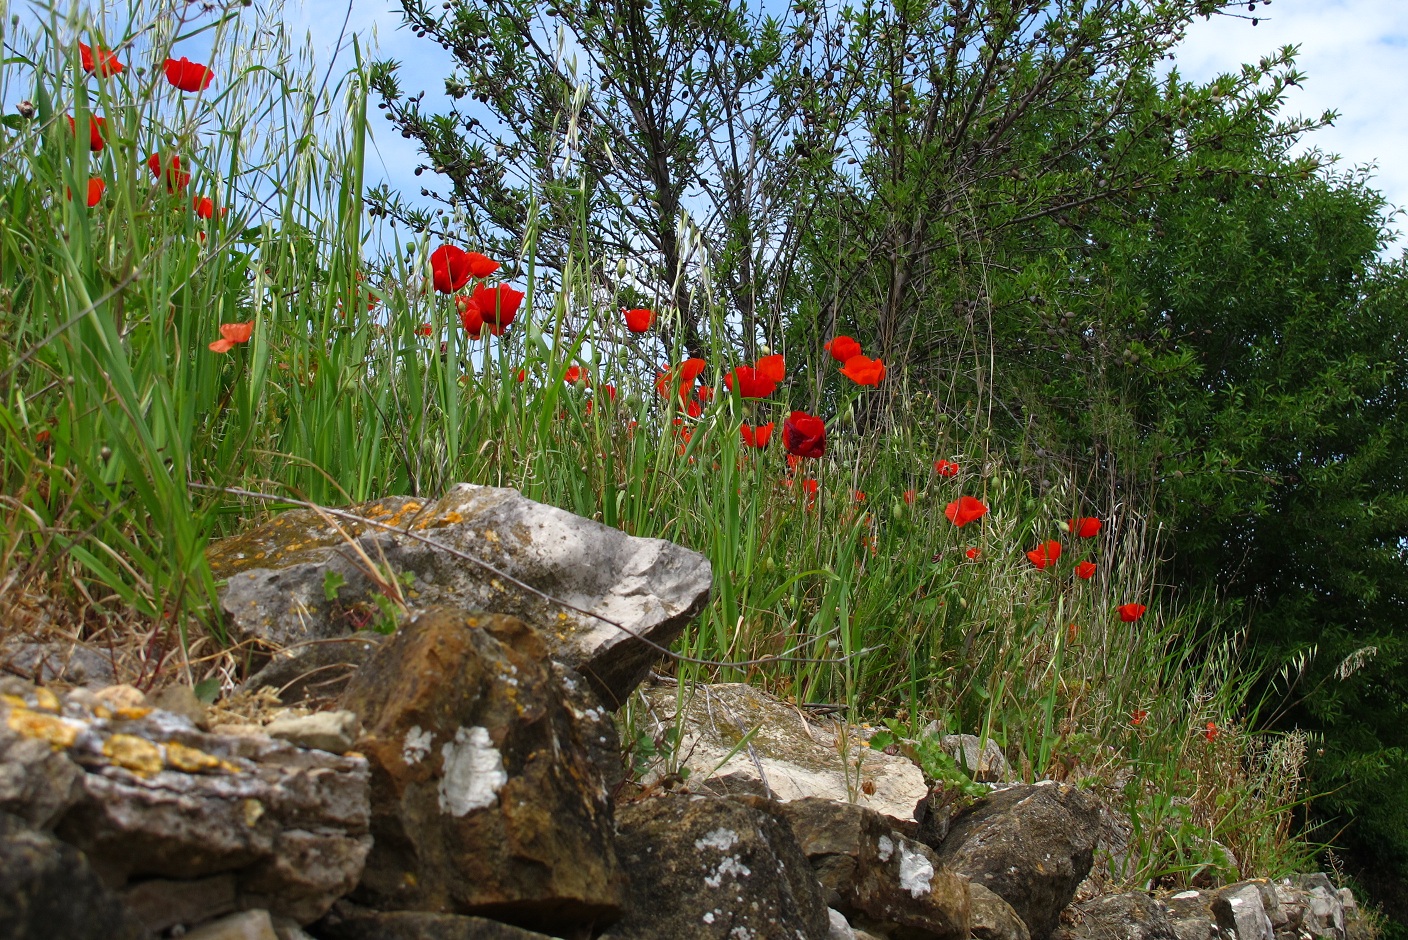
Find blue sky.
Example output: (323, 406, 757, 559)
(295, 0, 1408, 244)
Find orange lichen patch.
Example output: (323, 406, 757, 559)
(7, 708, 80, 749)
(103, 734, 163, 776)
(114, 706, 153, 720)
(164, 741, 225, 774)
(32, 687, 61, 712)
(481, 528, 499, 543)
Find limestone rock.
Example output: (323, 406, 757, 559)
(265, 711, 360, 754)
(829, 908, 857, 940)
(1273, 875, 1350, 940)
(931, 782, 1101, 940)
(0, 809, 144, 940)
(1165, 890, 1218, 940)
(1214, 883, 1275, 940)
(183, 910, 279, 940)
(0, 684, 371, 926)
(639, 682, 927, 826)
(771, 796, 969, 940)
(314, 901, 561, 939)
(120, 875, 238, 934)
(921, 728, 1009, 783)
(243, 634, 384, 705)
(602, 793, 830, 940)
(209, 484, 712, 707)
(1054, 892, 1181, 940)
(972, 883, 1031, 940)
(339, 608, 625, 933)
(0, 639, 116, 687)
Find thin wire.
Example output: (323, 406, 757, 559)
(192, 482, 877, 670)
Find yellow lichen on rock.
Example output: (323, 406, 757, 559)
(164, 741, 224, 774)
(6, 707, 80, 749)
(103, 733, 163, 776)
(243, 798, 265, 827)
(32, 687, 61, 712)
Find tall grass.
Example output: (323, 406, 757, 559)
(0, 0, 1316, 885)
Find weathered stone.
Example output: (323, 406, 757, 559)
(1165, 890, 1218, 940)
(1214, 883, 1275, 940)
(149, 684, 209, 728)
(314, 901, 561, 939)
(0, 686, 370, 925)
(921, 728, 1009, 783)
(0, 693, 85, 828)
(0, 639, 117, 687)
(913, 783, 970, 848)
(339, 608, 624, 933)
(183, 910, 279, 940)
(265, 711, 360, 754)
(1054, 892, 1180, 940)
(771, 796, 969, 940)
(243, 635, 384, 704)
(120, 874, 238, 933)
(94, 684, 148, 710)
(209, 484, 713, 707)
(0, 810, 144, 940)
(553, 662, 625, 795)
(640, 682, 927, 825)
(972, 884, 1031, 940)
(602, 793, 830, 940)
(931, 782, 1101, 940)
(829, 908, 857, 940)
(1076, 797, 1135, 901)
(1274, 875, 1349, 940)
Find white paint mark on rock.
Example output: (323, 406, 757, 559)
(695, 827, 739, 852)
(898, 842, 935, 898)
(438, 725, 507, 816)
(403, 725, 433, 765)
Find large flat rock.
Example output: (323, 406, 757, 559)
(639, 682, 928, 826)
(208, 485, 712, 707)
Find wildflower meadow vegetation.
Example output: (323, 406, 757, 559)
(5, 0, 1408, 918)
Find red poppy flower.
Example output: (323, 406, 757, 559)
(163, 57, 214, 92)
(35, 429, 51, 445)
(695, 385, 715, 404)
(415, 323, 432, 337)
(803, 478, 819, 496)
(741, 422, 774, 448)
(193, 196, 216, 219)
(624, 307, 654, 333)
(786, 454, 801, 471)
(430, 245, 472, 294)
(840, 355, 886, 386)
(563, 365, 587, 386)
(825, 335, 862, 363)
(966, 547, 982, 559)
(1204, 722, 1219, 741)
(685, 398, 703, 419)
(852, 490, 866, 503)
(471, 283, 525, 328)
(456, 295, 487, 337)
(1069, 517, 1102, 538)
(903, 489, 916, 505)
(516, 368, 527, 383)
(1118, 603, 1147, 623)
(782, 410, 826, 458)
(148, 153, 191, 192)
(755, 354, 785, 383)
(656, 357, 708, 402)
(934, 459, 959, 477)
(1131, 710, 1148, 726)
(79, 42, 124, 77)
(600, 384, 616, 401)
(1027, 540, 1062, 569)
(725, 366, 777, 399)
(1074, 561, 1097, 580)
(67, 178, 105, 206)
(679, 357, 707, 384)
(944, 496, 988, 527)
(208, 320, 253, 353)
(465, 251, 500, 279)
(67, 114, 106, 152)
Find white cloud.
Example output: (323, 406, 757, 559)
(1172, 0, 1408, 245)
